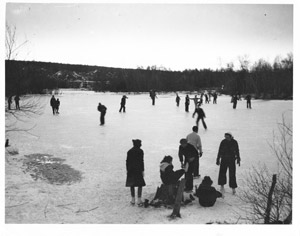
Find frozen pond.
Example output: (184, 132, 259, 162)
(5, 89, 293, 224)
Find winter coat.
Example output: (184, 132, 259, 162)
(178, 143, 199, 163)
(98, 104, 107, 113)
(125, 147, 146, 187)
(50, 97, 56, 107)
(121, 97, 127, 106)
(217, 139, 240, 162)
(193, 107, 206, 119)
(196, 184, 222, 207)
(160, 162, 184, 185)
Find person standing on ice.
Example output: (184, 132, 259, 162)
(185, 94, 190, 112)
(125, 139, 146, 206)
(14, 94, 20, 110)
(186, 126, 203, 179)
(245, 94, 252, 109)
(55, 98, 60, 114)
(7, 96, 12, 110)
(119, 95, 128, 112)
(232, 94, 238, 109)
(216, 132, 240, 195)
(178, 138, 199, 192)
(175, 93, 181, 106)
(149, 90, 158, 105)
(192, 105, 207, 130)
(50, 95, 56, 115)
(97, 102, 107, 125)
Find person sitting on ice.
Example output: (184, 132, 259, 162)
(195, 176, 222, 207)
(160, 155, 189, 185)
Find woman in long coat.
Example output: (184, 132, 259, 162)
(126, 139, 146, 206)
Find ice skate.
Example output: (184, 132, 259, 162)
(137, 198, 143, 207)
(130, 197, 135, 205)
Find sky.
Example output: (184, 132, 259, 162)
(4, 2, 293, 71)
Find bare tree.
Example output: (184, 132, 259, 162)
(239, 114, 292, 224)
(5, 95, 46, 135)
(5, 22, 28, 60)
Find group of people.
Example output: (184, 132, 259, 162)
(50, 95, 61, 115)
(7, 95, 20, 110)
(231, 93, 252, 109)
(126, 126, 241, 208)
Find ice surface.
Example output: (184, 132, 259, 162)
(5, 89, 293, 224)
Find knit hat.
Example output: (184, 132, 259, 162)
(201, 176, 213, 186)
(132, 139, 142, 146)
(225, 132, 233, 138)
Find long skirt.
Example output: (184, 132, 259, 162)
(126, 171, 146, 187)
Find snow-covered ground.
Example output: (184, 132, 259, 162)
(4, 89, 295, 234)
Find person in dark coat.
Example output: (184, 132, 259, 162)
(192, 105, 207, 129)
(50, 95, 56, 115)
(160, 155, 188, 185)
(55, 98, 60, 114)
(178, 138, 199, 192)
(7, 96, 12, 110)
(126, 139, 146, 206)
(149, 90, 158, 105)
(185, 95, 190, 112)
(216, 132, 241, 195)
(119, 95, 128, 112)
(232, 95, 238, 109)
(213, 93, 218, 104)
(14, 95, 20, 110)
(245, 94, 252, 109)
(195, 176, 222, 207)
(97, 102, 107, 125)
(175, 93, 181, 106)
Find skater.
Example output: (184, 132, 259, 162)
(195, 176, 222, 207)
(119, 95, 128, 112)
(125, 139, 146, 206)
(192, 105, 207, 130)
(175, 93, 181, 107)
(185, 95, 190, 112)
(149, 90, 158, 105)
(50, 95, 56, 115)
(97, 102, 107, 125)
(213, 93, 218, 104)
(186, 126, 203, 178)
(216, 132, 241, 195)
(160, 155, 188, 185)
(178, 138, 199, 192)
(245, 94, 252, 109)
(55, 98, 60, 114)
(191, 95, 198, 109)
(7, 96, 12, 110)
(205, 94, 209, 104)
(14, 95, 20, 110)
(231, 94, 238, 109)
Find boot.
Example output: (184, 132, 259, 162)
(130, 197, 135, 205)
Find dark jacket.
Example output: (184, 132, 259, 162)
(178, 143, 198, 163)
(196, 184, 222, 207)
(160, 162, 184, 185)
(50, 97, 56, 107)
(98, 104, 107, 113)
(217, 138, 240, 162)
(126, 147, 144, 172)
(121, 96, 127, 106)
(193, 107, 206, 118)
(125, 147, 146, 187)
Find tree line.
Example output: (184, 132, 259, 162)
(5, 53, 292, 99)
